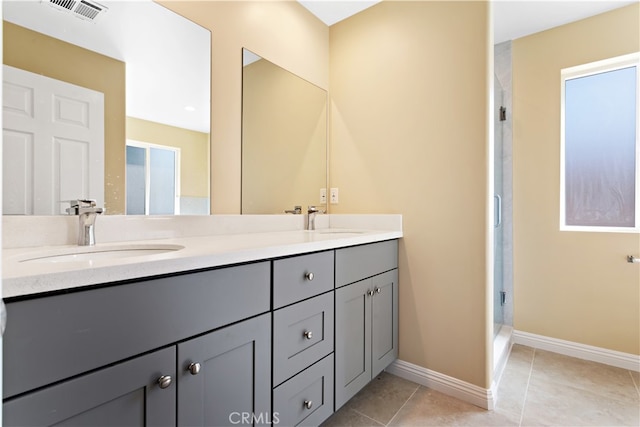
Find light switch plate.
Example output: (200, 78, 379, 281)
(320, 188, 327, 204)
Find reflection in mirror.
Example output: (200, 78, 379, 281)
(2, 0, 210, 215)
(241, 49, 328, 214)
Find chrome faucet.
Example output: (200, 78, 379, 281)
(306, 205, 320, 231)
(66, 199, 104, 246)
(284, 205, 302, 214)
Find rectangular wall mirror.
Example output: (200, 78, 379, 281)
(241, 48, 328, 215)
(2, 0, 211, 215)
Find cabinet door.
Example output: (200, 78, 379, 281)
(178, 313, 271, 427)
(372, 269, 399, 377)
(3, 347, 176, 427)
(334, 278, 372, 410)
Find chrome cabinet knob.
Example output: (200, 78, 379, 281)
(305, 272, 315, 281)
(367, 290, 374, 297)
(303, 330, 313, 340)
(157, 375, 172, 389)
(187, 362, 201, 375)
(304, 400, 313, 410)
(375, 287, 382, 294)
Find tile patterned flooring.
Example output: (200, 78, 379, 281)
(322, 345, 640, 426)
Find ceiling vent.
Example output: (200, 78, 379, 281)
(44, 0, 108, 22)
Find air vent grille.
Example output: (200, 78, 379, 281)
(44, 0, 107, 22)
(75, 1, 103, 20)
(49, 0, 77, 11)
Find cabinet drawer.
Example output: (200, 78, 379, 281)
(273, 292, 334, 386)
(273, 251, 334, 309)
(273, 354, 334, 427)
(3, 262, 270, 399)
(335, 240, 398, 288)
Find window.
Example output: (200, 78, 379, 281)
(560, 53, 639, 232)
(126, 141, 180, 215)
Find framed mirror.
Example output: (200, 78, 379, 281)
(241, 49, 328, 215)
(2, 0, 211, 215)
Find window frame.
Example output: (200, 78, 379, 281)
(559, 52, 640, 233)
(126, 139, 181, 215)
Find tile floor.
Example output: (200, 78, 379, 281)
(322, 345, 640, 426)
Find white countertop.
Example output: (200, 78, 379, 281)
(3, 227, 402, 299)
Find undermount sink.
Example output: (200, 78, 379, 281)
(19, 244, 185, 264)
(313, 229, 368, 236)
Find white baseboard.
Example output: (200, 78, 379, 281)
(386, 359, 495, 410)
(512, 330, 640, 372)
(386, 330, 639, 413)
(492, 326, 514, 394)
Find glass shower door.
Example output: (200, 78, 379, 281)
(494, 75, 505, 336)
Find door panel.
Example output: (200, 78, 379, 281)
(3, 347, 176, 426)
(372, 270, 398, 377)
(2, 129, 34, 214)
(2, 65, 104, 214)
(335, 279, 371, 410)
(178, 313, 271, 427)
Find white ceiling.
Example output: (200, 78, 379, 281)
(298, 0, 382, 26)
(298, 0, 639, 44)
(493, 0, 639, 44)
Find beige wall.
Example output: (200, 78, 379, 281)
(126, 117, 210, 198)
(3, 21, 126, 214)
(242, 58, 326, 214)
(159, 0, 329, 214)
(513, 4, 640, 355)
(330, 1, 491, 387)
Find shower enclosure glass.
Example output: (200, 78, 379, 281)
(494, 75, 505, 336)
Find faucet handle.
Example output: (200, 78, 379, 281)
(307, 206, 325, 214)
(285, 205, 302, 214)
(77, 199, 97, 208)
(65, 199, 100, 215)
(65, 200, 80, 215)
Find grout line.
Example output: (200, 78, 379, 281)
(385, 384, 421, 426)
(630, 370, 640, 398)
(518, 348, 536, 427)
(349, 408, 385, 427)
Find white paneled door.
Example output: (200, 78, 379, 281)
(2, 65, 104, 215)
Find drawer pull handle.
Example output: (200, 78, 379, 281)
(303, 330, 313, 340)
(367, 290, 374, 297)
(304, 400, 313, 410)
(305, 272, 315, 281)
(188, 362, 201, 375)
(157, 375, 172, 389)
(375, 287, 382, 294)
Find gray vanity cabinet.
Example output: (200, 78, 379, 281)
(3, 262, 271, 426)
(2, 238, 400, 426)
(334, 241, 399, 410)
(178, 313, 271, 426)
(3, 347, 176, 426)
